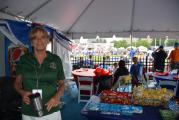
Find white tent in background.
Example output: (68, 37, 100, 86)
(0, 0, 179, 39)
(118, 47, 126, 52)
(138, 46, 148, 52)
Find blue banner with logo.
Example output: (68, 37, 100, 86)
(0, 19, 70, 77)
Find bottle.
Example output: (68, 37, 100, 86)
(29, 93, 44, 117)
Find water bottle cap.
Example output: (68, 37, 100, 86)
(29, 92, 40, 99)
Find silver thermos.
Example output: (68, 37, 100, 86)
(29, 93, 44, 117)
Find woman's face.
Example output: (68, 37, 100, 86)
(31, 31, 49, 51)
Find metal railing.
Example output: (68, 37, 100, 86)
(71, 55, 170, 72)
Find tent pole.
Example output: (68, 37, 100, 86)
(0, 9, 25, 20)
(130, 0, 136, 47)
(159, 38, 162, 45)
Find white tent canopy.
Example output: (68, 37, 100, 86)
(0, 0, 179, 39)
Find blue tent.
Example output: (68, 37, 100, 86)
(0, 19, 71, 77)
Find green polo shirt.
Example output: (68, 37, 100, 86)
(16, 51, 65, 117)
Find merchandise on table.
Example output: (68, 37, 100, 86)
(86, 102, 100, 111)
(100, 90, 132, 105)
(117, 84, 132, 93)
(133, 86, 173, 106)
(119, 75, 132, 85)
(168, 99, 179, 114)
(159, 109, 176, 120)
(86, 102, 143, 116)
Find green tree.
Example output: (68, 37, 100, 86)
(136, 39, 150, 48)
(151, 38, 166, 46)
(114, 40, 128, 48)
(151, 38, 160, 46)
(166, 39, 179, 46)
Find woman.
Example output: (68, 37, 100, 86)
(14, 27, 65, 120)
(113, 60, 129, 85)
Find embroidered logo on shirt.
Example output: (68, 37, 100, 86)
(50, 62, 56, 69)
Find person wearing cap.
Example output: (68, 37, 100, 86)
(152, 45, 167, 72)
(168, 42, 179, 70)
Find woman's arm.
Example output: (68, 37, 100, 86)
(54, 80, 65, 99)
(14, 75, 32, 105)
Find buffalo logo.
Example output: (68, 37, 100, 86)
(50, 62, 56, 69)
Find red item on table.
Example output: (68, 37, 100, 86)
(173, 76, 179, 80)
(94, 68, 110, 76)
(155, 72, 169, 76)
(100, 90, 132, 105)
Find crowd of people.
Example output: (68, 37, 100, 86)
(74, 42, 179, 87)
(115, 43, 178, 86)
(76, 55, 94, 68)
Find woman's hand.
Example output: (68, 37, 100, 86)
(45, 80, 64, 112)
(22, 91, 32, 105)
(45, 95, 60, 112)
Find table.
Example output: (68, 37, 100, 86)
(153, 74, 177, 83)
(81, 96, 163, 120)
(72, 68, 96, 77)
(152, 74, 179, 97)
(72, 68, 113, 93)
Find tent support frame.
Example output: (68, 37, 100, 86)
(25, 0, 53, 19)
(130, 0, 136, 47)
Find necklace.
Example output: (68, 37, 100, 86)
(33, 52, 47, 89)
(34, 62, 45, 89)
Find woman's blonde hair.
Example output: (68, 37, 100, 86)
(29, 27, 49, 41)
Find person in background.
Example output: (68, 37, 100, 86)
(14, 27, 65, 120)
(147, 48, 153, 58)
(85, 55, 94, 68)
(168, 42, 179, 70)
(112, 62, 118, 74)
(113, 60, 129, 85)
(129, 48, 136, 59)
(152, 45, 167, 72)
(77, 56, 85, 68)
(101, 56, 110, 69)
(130, 57, 143, 86)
